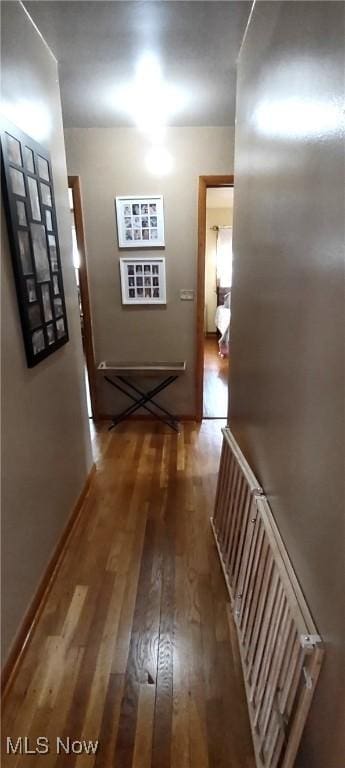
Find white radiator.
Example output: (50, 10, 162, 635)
(212, 428, 323, 768)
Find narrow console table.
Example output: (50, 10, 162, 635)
(98, 361, 186, 432)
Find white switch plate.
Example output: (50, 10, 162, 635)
(180, 289, 195, 301)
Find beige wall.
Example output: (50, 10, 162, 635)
(1, 2, 93, 663)
(229, 2, 345, 766)
(205, 207, 233, 332)
(64, 127, 234, 416)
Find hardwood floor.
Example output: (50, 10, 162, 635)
(2, 420, 254, 768)
(203, 336, 228, 418)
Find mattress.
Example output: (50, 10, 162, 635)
(215, 305, 231, 337)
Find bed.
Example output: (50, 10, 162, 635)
(215, 287, 231, 357)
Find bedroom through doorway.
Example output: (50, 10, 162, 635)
(196, 176, 234, 420)
(203, 186, 233, 417)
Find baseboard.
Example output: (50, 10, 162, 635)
(1, 462, 96, 699)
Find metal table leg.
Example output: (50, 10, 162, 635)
(104, 375, 180, 431)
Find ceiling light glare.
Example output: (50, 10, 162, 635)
(136, 52, 162, 85)
(134, 84, 185, 135)
(114, 52, 186, 134)
(148, 125, 166, 145)
(146, 146, 174, 176)
(134, 99, 167, 134)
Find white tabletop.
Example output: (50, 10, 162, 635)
(98, 361, 186, 375)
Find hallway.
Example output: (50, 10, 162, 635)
(203, 337, 229, 418)
(2, 421, 254, 768)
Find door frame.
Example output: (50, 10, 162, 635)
(68, 175, 97, 418)
(195, 174, 234, 421)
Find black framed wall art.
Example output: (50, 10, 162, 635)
(1, 118, 69, 367)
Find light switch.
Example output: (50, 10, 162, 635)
(180, 289, 195, 301)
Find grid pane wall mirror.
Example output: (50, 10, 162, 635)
(1, 118, 69, 367)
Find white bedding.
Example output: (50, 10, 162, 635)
(215, 305, 231, 338)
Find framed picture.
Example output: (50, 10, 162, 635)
(120, 257, 166, 304)
(1, 118, 69, 367)
(115, 195, 165, 248)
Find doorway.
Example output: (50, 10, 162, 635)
(68, 176, 97, 419)
(196, 175, 234, 420)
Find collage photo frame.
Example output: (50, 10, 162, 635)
(115, 194, 165, 248)
(1, 118, 69, 367)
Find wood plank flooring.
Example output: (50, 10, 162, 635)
(2, 420, 254, 768)
(203, 337, 228, 418)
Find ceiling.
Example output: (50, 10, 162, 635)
(207, 187, 233, 208)
(24, 1, 251, 128)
